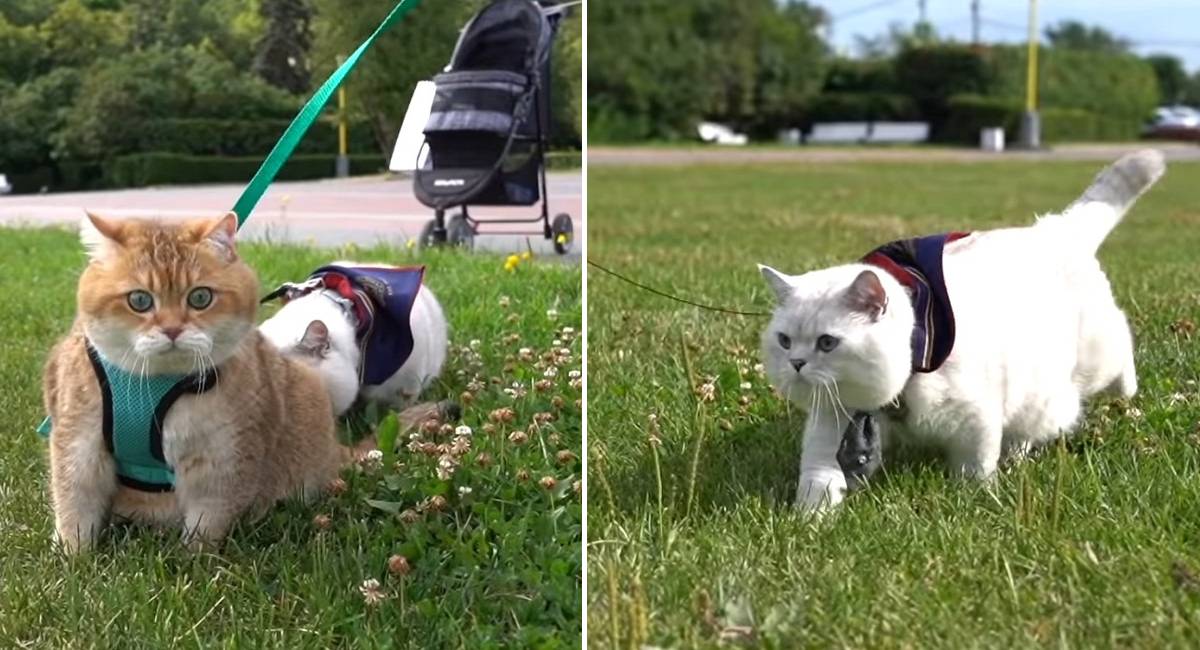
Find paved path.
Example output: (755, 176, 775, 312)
(0, 172, 583, 260)
(589, 142, 1200, 166)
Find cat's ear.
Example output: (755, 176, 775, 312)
(757, 264, 792, 302)
(201, 212, 239, 261)
(845, 270, 888, 320)
(79, 211, 125, 262)
(298, 320, 330, 356)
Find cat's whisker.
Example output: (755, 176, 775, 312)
(827, 378, 853, 425)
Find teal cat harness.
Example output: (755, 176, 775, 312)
(38, 343, 218, 492)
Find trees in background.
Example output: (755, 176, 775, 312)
(253, 0, 313, 94)
(1147, 54, 1189, 105)
(588, 0, 829, 141)
(589, 11, 1188, 144)
(0, 0, 583, 191)
(1044, 20, 1131, 55)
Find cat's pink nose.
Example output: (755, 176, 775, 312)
(162, 327, 182, 341)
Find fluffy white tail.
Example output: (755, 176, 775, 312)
(1037, 149, 1166, 255)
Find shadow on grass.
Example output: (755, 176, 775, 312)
(598, 411, 962, 519)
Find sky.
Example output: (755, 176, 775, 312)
(813, 0, 1200, 71)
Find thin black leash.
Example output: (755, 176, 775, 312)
(586, 259, 771, 317)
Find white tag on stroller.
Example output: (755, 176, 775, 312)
(389, 80, 436, 173)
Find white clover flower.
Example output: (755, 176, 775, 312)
(568, 369, 582, 380)
(754, 363, 765, 374)
(457, 486, 473, 496)
(455, 425, 473, 437)
(544, 367, 558, 378)
(552, 338, 563, 347)
(359, 579, 386, 606)
(469, 339, 482, 349)
(366, 449, 383, 461)
(499, 295, 511, 307)
(740, 381, 752, 391)
(546, 308, 558, 320)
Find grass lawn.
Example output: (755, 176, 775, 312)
(0, 229, 581, 649)
(587, 159, 1200, 647)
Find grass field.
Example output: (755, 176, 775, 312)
(0, 229, 581, 648)
(587, 159, 1200, 647)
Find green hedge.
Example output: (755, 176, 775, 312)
(545, 151, 581, 169)
(104, 153, 387, 188)
(803, 92, 920, 126)
(134, 118, 381, 157)
(943, 94, 1143, 144)
(986, 46, 1159, 123)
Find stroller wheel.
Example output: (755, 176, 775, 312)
(551, 213, 573, 255)
(418, 219, 444, 249)
(447, 212, 475, 249)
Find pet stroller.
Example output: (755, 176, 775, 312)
(414, 0, 574, 255)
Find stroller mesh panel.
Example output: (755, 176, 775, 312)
(425, 71, 529, 136)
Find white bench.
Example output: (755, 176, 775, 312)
(807, 122, 870, 144)
(805, 121, 930, 145)
(865, 122, 929, 143)
(0, 174, 10, 195)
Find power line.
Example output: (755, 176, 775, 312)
(833, 0, 907, 21)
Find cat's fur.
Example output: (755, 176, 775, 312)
(43, 212, 366, 553)
(759, 150, 1164, 511)
(258, 260, 448, 416)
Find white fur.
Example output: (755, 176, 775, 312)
(258, 262, 448, 416)
(760, 150, 1164, 512)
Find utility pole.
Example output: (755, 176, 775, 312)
(918, 0, 927, 24)
(971, 0, 981, 45)
(335, 54, 350, 178)
(1017, 0, 1041, 149)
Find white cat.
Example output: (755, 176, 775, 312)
(259, 260, 449, 416)
(759, 150, 1164, 511)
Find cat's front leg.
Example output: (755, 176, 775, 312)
(175, 459, 251, 552)
(796, 404, 850, 512)
(49, 430, 118, 554)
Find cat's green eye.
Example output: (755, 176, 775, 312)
(776, 332, 791, 350)
(187, 287, 214, 310)
(816, 334, 840, 352)
(127, 290, 154, 313)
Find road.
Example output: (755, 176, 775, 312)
(0, 172, 583, 260)
(589, 142, 1200, 166)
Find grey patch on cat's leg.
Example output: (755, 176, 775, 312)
(439, 400, 462, 422)
(837, 411, 883, 490)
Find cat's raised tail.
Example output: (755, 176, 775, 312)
(1039, 149, 1166, 255)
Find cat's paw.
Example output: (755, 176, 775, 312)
(53, 524, 98, 555)
(795, 477, 845, 514)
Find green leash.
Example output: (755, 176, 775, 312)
(38, 0, 423, 441)
(231, 0, 423, 227)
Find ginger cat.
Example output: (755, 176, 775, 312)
(43, 212, 359, 553)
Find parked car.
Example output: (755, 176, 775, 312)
(1144, 105, 1200, 141)
(0, 174, 11, 195)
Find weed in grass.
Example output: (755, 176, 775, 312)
(0, 227, 581, 648)
(587, 160, 1200, 647)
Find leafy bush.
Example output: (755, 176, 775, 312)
(134, 118, 378, 157)
(56, 47, 299, 160)
(894, 44, 992, 132)
(940, 95, 1021, 144)
(942, 94, 1141, 145)
(823, 57, 897, 93)
(985, 45, 1159, 122)
(105, 152, 385, 188)
(803, 92, 919, 127)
